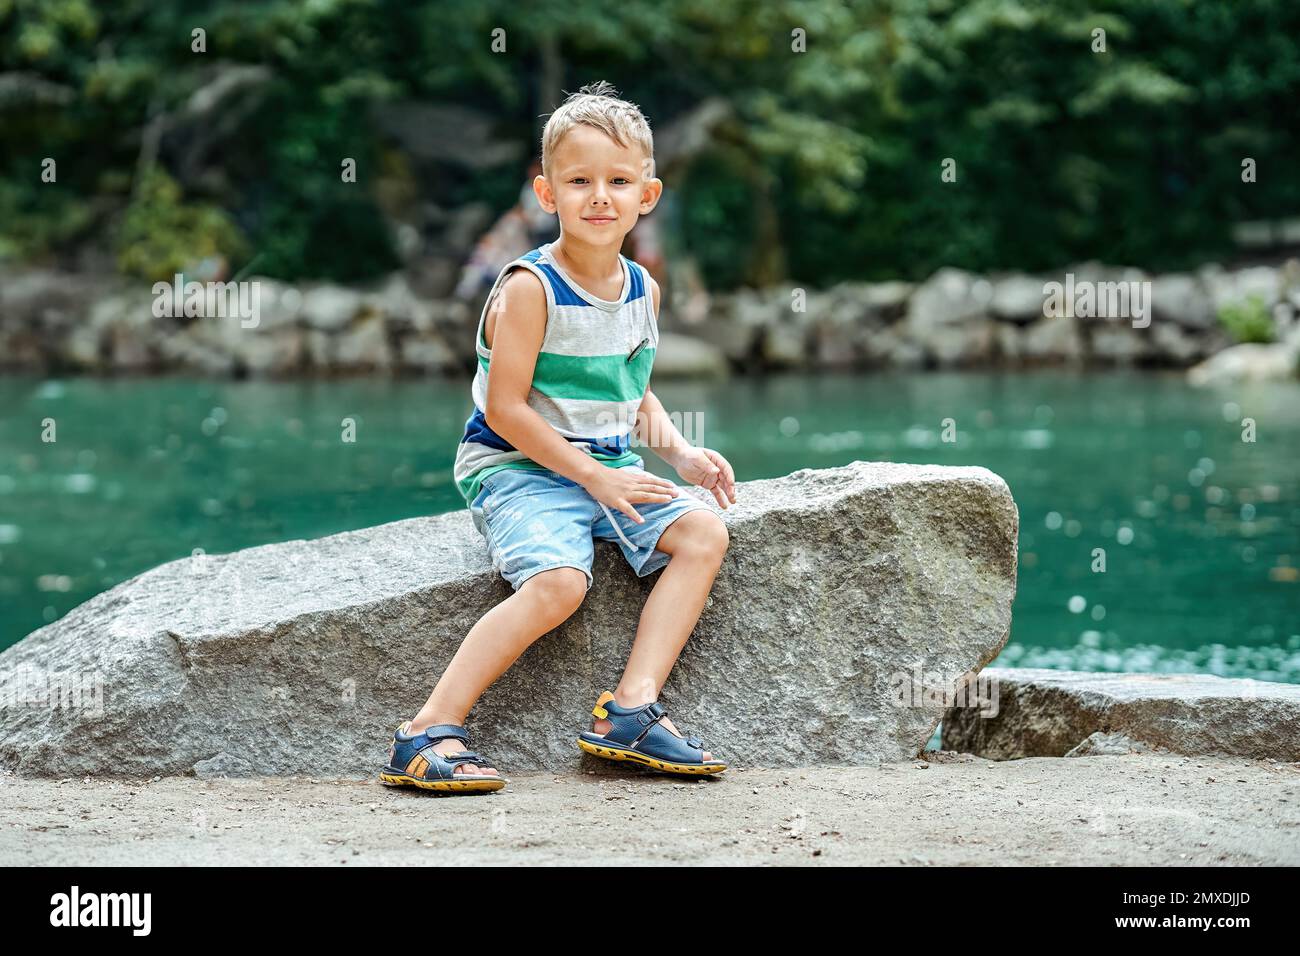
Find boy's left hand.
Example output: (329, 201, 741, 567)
(672, 447, 737, 509)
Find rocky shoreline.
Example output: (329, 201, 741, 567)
(3, 260, 1298, 380)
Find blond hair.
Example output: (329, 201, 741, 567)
(540, 81, 654, 182)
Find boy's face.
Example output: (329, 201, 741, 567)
(535, 124, 662, 249)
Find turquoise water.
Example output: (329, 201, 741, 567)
(1, 371, 1297, 681)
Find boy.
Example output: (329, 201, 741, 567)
(381, 81, 737, 794)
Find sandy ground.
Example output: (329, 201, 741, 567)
(2, 751, 1297, 866)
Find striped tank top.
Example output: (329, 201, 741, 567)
(452, 241, 658, 506)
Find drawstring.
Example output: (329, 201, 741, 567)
(597, 501, 641, 553)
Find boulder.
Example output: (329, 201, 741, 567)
(990, 274, 1048, 323)
(649, 331, 730, 379)
(759, 320, 808, 368)
(1087, 320, 1152, 365)
(904, 268, 996, 366)
(0, 461, 1018, 778)
(334, 315, 392, 371)
(1150, 320, 1209, 365)
(300, 285, 364, 332)
(833, 281, 913, 323)
(1187, 331, 1300, 385)
(1150, 273, 1215, 329)
(942, 668, 1300, 760)
(399, 333, 458, 374)
(1199, 264, 1281, 314)
(996, 313, 1084, 364)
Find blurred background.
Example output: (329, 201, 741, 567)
(1, 0, 1298, 682)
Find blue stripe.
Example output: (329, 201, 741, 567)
(524, 251, 647, 307)
(535, 263, 592, 307)
(460, 407, 515, 452)
(580, 432, 631, 457)
(460, 407, 631, 456)
(626, 258, 645, 301)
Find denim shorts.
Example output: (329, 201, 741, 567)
(468, 463, 716, 592)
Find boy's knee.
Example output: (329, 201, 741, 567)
(675, 510, 729, 561)
(520, 566, 589, 617)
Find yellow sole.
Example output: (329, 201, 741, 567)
(378, 771, 506, 793)
(576, 737, 728, 775)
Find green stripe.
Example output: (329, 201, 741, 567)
(477, 348, 655, 403)
(459, 460, 550, 505)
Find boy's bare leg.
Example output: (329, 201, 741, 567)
(591, 512, 729, 761)
(407, 567, 587, 775)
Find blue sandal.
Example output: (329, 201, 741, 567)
(380, 721, 507, 793)
(576, 691, 727, 776)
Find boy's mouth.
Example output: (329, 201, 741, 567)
(584, 216, 617, 225)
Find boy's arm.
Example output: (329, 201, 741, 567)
(482, 270, 605, 486)
(634, 276, 694, 469)
(634, 388, 693, 469)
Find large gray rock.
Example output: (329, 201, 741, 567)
(1150, 273, 1215, 329)
(1199, 264, 1281, 314)
(904, 268, 996, 366)
(943, 668, 1300, 760)
(990, 274, 1048, 323)
(1187, 335, 1300, 386)
(995, 313, 1084, 364)
(650, 331, 730, 379)
(0, 461, 1018, 778)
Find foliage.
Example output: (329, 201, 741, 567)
(1217, 295, 1276, 344)
(2, 0, 1298, 288)
(114, 167, 248, 281)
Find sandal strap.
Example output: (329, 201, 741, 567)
(631, 721, 709, 763)
(635, 702, 667, 726)
(421, 723, 470, 746)
(629, 704, 668, 748)
(440, 750, 485, 762)
(415, 746, 491, 772)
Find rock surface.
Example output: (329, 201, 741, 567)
(0, 460, 1019, 778)
(5, 753, 1296, 865)
(942, 668, 1300, 760)
(1187, 325, 1300, 386)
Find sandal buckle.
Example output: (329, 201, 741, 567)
(635, 702, 666, 727)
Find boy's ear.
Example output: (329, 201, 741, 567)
(533, 174, 557, 213)
(639, 177, 663, 214)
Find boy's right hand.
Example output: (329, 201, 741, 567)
(582, 467, 680, 524)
